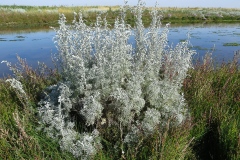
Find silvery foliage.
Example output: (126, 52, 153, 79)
(1, 60, 23, 79)
(1, 60, 31, 108)
(5, 78, 26, 96)
(38, 0, 195, 158)
(38, 83, 101, 159)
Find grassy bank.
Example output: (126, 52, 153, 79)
(0, 59, 75, 159)
(0, 5, 240, 29)
(183, 56, 240, 159)
(0, 56, 239, 159)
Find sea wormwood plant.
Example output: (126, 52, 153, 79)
(38, 0, 195, 158)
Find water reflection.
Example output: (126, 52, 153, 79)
(0, 29, 57, 77)
(0, 23, 240, 77)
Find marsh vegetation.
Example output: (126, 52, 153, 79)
(1, 4, 240, 29)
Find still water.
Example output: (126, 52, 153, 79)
(0, 23, 240, 77)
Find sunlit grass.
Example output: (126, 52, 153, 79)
(1, 5, 240, 29)
(183, 55, 240, 159)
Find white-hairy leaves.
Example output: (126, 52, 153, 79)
(6, 78, 26, 96)
(38, 83, 101, 158)
(38, 0, 195, 158)
(81, 92, 103, 126)
(5, 78, 30, 108)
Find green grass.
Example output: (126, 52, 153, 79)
(0, 57, 75, 159)
(0, 54, 239, 159)
(0, 5, 240, 29)
(183, 57, 240, 159)
(223, 42, 240, 46)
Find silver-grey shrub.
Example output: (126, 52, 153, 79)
(38, 0, 195, 158)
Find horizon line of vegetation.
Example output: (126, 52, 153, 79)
(0, 5, 240, 30)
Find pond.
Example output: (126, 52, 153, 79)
(0, 23, 240, 77)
